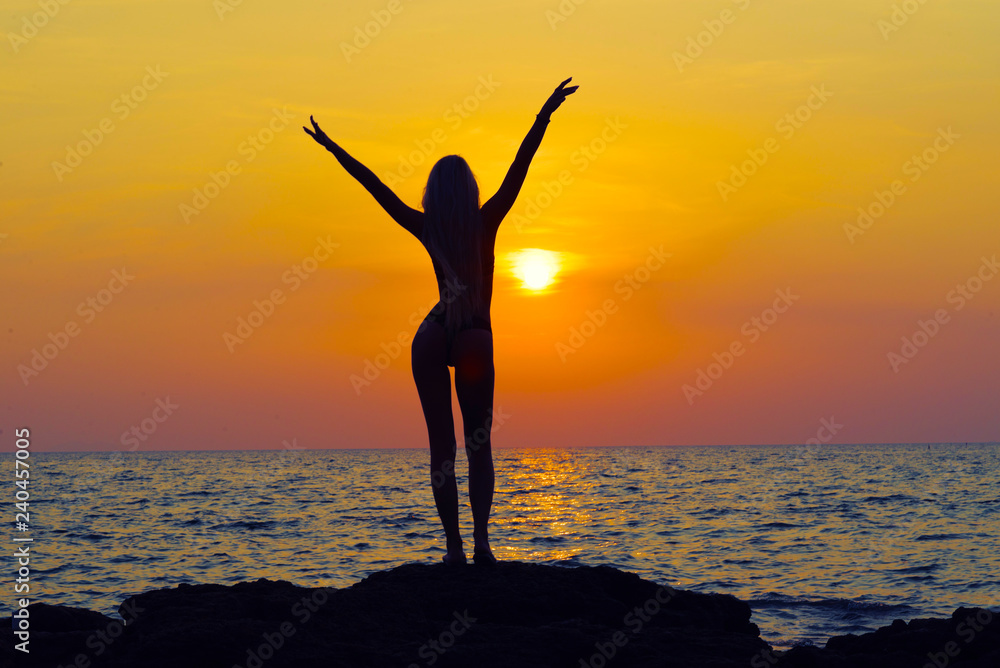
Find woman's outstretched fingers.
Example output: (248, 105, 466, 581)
(304, 115, 318, 139)
(542, 78, 579, 116)
(557, 77, 579, 93)
(304, 115, 334, 148)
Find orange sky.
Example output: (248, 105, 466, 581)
(2, 0, 998, 451)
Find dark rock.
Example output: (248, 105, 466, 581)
(777, 606, 1000, 668)
(3, 563, 997, 668)
(2, 603, 118, 667)
(12, 603, 115, 633)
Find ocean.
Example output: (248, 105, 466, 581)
(9, 443, 1000, 650)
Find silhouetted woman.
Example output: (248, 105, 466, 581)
(304, 77, 579, 566)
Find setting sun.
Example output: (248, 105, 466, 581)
(508, 248, 563, 291)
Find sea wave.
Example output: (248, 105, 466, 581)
(11, 442, 1000, 648)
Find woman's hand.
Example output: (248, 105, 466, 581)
(303, 115, 336, 151)
(540, 77, 579, 118)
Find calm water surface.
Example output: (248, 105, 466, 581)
(10, 443, 1000, 649)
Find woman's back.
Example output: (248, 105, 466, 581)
(416, 206, 500, 329)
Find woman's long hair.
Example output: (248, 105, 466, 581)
(421, 155, 485, 335)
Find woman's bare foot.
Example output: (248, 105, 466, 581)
(472, 546, 497, 566)
(442, 552, 467, 566)
(442, 539, 466, 566)
(472, 534, 497, 566)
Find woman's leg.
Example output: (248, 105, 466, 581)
(411, 319, 464, 563)
(450, 328, 496, 556)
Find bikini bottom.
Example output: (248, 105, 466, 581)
(421, 302, 491, 367)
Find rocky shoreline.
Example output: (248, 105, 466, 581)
(3, 561, 997, 667)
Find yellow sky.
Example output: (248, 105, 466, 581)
(2, 0, 999, 451)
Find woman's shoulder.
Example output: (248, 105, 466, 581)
(479, 201, 503, 233)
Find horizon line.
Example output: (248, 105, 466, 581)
(5, 441, 999, 455)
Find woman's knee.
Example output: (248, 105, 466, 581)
(428, 434, 457, 456)
(472, 420, 492, 441)
(465, 427, 492, 455)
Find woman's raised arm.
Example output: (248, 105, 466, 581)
(304, 115, 423, 238)
(481, 77, 579, 229)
